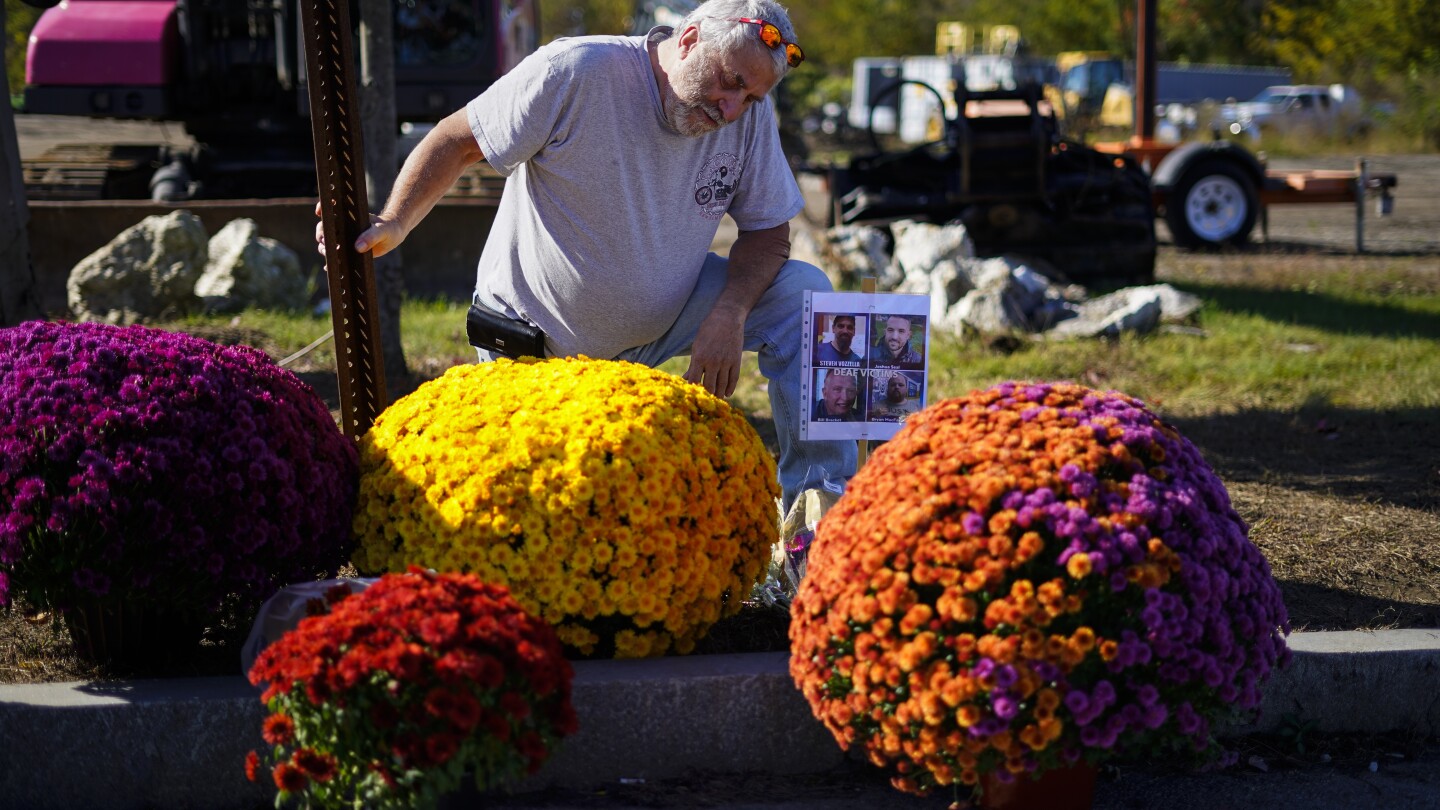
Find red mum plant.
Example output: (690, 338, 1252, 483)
(790, 382, 1290, 802)
(246, 568, 578, 809)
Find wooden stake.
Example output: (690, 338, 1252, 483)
(857, 276, 877, 469)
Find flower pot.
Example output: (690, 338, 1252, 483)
(64, 600, 206, 670)
(978, 763, 1098, 810)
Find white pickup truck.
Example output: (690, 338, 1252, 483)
(1220, 84, 1372, 141)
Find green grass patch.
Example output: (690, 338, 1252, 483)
(1249, 125, 1431, 158)
(163, 297, 473, 372)
(393, 297, 474, 366)
(159, 276, 1439, 422)
(921, 281, 1440, 418)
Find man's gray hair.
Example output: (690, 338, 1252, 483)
(679, 0, 798, 78)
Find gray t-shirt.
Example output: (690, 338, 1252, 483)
(466, 28, 804, 360)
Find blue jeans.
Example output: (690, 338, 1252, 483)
(474, 254, 855, 513)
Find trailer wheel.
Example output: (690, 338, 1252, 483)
(1165, 160, 1258, 249)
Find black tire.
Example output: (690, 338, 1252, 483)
(1164, 159, 1258, 249)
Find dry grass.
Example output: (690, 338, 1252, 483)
(1168, 401, 1440, 630)
(0, 611, 105, 684)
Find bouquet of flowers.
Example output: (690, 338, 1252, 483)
(352, 358, 778, 657)
(247, 568, 578, 809)
(789, 382, 1290, 797)
(0, 321, 357, 619)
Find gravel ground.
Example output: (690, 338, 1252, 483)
(1252, 154, 1438, 255)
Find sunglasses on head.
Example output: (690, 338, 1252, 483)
(723, 17, 804, 67)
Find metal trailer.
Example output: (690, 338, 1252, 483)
(1100, 0, 1396, 251)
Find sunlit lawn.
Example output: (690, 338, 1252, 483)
(164, 257, 1440, 423)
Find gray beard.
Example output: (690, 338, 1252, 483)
(665, 94, 724, 137)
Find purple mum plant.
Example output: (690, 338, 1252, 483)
(0, 321, 358, 617)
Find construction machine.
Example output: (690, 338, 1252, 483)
(1048, 52, 1292, 136)
(19, 0, 538, 200)
(828, 8, 1396, 269)
(831, 30, 1156, 285)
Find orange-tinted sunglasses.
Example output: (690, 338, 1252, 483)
(724, 17, 804, 67)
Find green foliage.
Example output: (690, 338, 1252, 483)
(4, 0, 42, 98)
(539, 0, 633, 40)
(1397, 71, 1440, 149)
(958, 0, 1129, 56)
(1264, 0, 1439, 85)
(1155, 0, 1269, 64)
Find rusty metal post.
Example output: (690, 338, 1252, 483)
(1135, 0, 1157, 142)
(299, 0, 388, 437)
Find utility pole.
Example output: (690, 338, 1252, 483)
(357, 0, 410, 396)
(0, 3, 43, 327)
(1135, 0, 1157, 143)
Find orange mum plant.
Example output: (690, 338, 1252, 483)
(789, 382, 1290, 798)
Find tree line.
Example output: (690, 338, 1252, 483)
(562, 0, 1439, 146)
(7, 0, 1437, 145)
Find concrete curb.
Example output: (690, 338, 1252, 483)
(1246, 628, 1440, 735)
(0, 630, 1436, 810)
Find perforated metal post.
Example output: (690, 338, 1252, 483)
(300, 0, 387, 437)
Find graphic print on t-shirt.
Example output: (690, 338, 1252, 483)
(693, 152, 741, 218)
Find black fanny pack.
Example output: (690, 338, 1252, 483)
(466, 303, 547, 359)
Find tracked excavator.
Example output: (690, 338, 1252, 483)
(20, 0, 537, 201)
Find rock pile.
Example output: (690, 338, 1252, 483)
(67, 213, 308, 323)
(794, 220, 1202, 340)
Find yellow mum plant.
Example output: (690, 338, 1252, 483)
(352, 358, 779, 658)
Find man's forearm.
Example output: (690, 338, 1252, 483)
(380, 108, 486, 235)
(714, 222, 791, 321)
(680, 219, 791, 395)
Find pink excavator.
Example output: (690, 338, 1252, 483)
(21, 0, 537, 199)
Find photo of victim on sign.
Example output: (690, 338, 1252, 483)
(800, 290, 930, 442)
